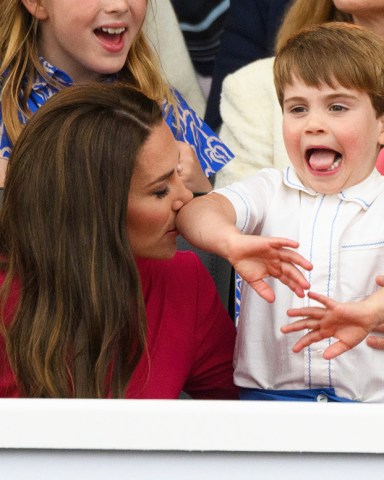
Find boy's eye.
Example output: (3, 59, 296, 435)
(330, 104, 347, 112)
(288, 106, 307, 114)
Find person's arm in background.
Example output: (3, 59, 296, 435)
(204, 0, 290, 132)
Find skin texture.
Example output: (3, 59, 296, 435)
(127, 120, 193, 259)
(283, 77, 384, 195)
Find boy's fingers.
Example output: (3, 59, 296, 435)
(281, 318, 320, 333)
(307, 291, 337, 308)
(279, 262, 310, 288)
(291, 330, 323, 352)
(366, 335, 384, 350)
(323, 341, 351, 360)
(287, 307, 325, 318)
(250, 279, 276, 304)
(279, 248, 313, 271)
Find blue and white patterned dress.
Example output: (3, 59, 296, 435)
(0, 59, 233, 176)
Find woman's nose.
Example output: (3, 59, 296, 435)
(172, 181, 193, 211)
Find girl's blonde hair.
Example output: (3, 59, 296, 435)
(0, 0, 173, 145)
(275, 0, 352, 53)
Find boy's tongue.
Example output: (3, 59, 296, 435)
(308, 149, 337, 171)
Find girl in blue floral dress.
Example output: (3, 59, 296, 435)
(0, 0, 233, 189)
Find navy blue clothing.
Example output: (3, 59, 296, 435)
(239, 387, 358, 402)
(171, 0, 230, 77)
(205, 0, 291, 131)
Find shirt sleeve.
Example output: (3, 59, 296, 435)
(163, 89, 234, 178)
(214, 168, 283, 234)
(182, 254, 238, 400)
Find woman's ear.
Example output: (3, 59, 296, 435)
(21, 0, 48, 20)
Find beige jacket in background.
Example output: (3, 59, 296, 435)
(215, 57, 290, 188)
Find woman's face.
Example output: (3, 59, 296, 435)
(333, 1, 384, 25)
(127, 121, 193, 259)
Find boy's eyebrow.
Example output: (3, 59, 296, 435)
(283, 96, 306, 105)
(284, 92, 359, 104)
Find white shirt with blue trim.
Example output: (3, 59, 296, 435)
(216, 166, 384, 402)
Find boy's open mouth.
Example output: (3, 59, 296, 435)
(305, 148, 342, 172)
(94, 27, 126, 45)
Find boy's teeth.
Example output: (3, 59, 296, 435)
(101, 27, 125, 34)
(328, 157, 342, 170)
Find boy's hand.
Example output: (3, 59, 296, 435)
(227, 235, 312, 303)
(282, 291, 380, 359)
(366, 275, 384, 350)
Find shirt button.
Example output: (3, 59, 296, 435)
(316, 393, 328, 403)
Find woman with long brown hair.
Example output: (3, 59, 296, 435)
(0, 83, 238, 399)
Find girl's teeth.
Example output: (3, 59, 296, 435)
(101, 27, 125, 34)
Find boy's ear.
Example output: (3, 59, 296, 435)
(21, 0, 48, 20)
(379, 115, 384, 146)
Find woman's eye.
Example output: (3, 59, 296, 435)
(154, 187, 169, 199)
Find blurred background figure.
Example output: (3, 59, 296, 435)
(205, 0, 291, 132)
(171, 0, 230, 99)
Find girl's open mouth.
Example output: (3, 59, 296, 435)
(94, 27, 126, 46)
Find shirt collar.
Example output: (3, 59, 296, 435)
(283, 166, 384, 210)
(31, 58, 74, 91)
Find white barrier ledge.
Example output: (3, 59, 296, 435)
(0, 399, 382, 453)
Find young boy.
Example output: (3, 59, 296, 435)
(176, 22, 384, 402)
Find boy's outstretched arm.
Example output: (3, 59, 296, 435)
(282, 284, 384, 359)
(176, 193, 312, 303)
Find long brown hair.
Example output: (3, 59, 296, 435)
(0, 83, 163, 398)
(0, 0, 173, 145)
(275, 0, 352, 52)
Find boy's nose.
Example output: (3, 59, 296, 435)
(305, 114, 326, 134)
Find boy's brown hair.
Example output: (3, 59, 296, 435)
(274, 22, 384, 117)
